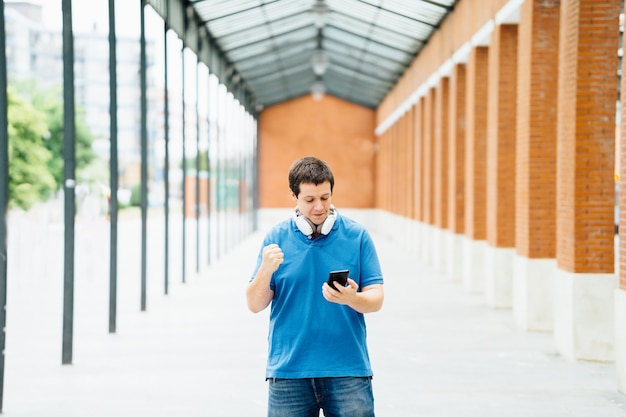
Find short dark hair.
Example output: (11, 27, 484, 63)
(288, 156, 335, 197)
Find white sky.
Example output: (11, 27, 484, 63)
(24, 0, 147, 37)
(20, 0, 177, 86)
(15, 0, 229, 111)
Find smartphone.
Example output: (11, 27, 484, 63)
(327, 269, 349, 291)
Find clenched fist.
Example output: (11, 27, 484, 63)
(261, 243, 284, 274)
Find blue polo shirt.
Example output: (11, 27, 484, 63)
(251, 212, 384, 379)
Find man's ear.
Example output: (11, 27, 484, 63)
(290, 191, 297, 201)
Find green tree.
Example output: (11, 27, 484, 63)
(8, 79, 100, 210)
(12, 79, 97, 191)
(7, 86, 56, 210)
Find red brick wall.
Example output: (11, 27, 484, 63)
(556, 0, 618, 273)
(383, 128, 391, 212)
(258, 95, 376, 208)
(486, 24, 518, 248)
(423, 89, 435, 225)
(371, 0, 619, 283)
(375, 130, 388, 211)
(448, 64, 466, 235)
(621, 16, 626, 289)
(405, 107, 415, 219)
(414, 98, 424, 222)
(402, 111, 413, 218)
(434, 78, 450, 230)
(398, 113, 409, 217)
(377, 0, 510, 125)
(464, 46, 489, 240)
(515, 0, 560, 259)
(390, 119, 400, 215)
(375, 108, 416, 217)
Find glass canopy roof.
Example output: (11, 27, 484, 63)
(188, 0, 458, 109)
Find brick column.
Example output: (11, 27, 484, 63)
(391, 118, 400, 216)
(447, 63, 466, 282)
(463, 45, 489, 292)
(414, 99, 424, 224)
(485, 23, 518, 308)
(405, 107, 418, 252)
(396, 111, 412, 248)
(554, 0, 619, 362)
(377, 122, 410, 244)
(513, 0, 560, 332)
(406, 107, 415, 221)
(433, 78, 450, 272)
(413, 97, 428, 259)
(421, 89, 436, 264)
(376, 130, 391, 212)
(374, 133, 381, 209)
(618, 8, 626, 392)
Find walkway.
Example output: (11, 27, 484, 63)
(3, 209, 626, 416)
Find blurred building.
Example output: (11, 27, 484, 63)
(4, 1, 159, 188)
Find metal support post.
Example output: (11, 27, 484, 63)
(61, 0, 77, 366)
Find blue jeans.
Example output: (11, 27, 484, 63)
(267, 377, 375, 417)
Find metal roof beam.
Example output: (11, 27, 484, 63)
(331, 9, 426, 42)
(352, 0, 438, 28)
(326, 24, 416, 55)
(323, 35, 409, 66)
(200, 0, 282, 23)
(146, 0, 259, 113)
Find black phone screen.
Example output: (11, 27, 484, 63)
(327, 269, 349, 291)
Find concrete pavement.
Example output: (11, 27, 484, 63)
(3, 209, 626, 416)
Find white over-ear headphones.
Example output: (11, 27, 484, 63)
(294, 206, 337, 238)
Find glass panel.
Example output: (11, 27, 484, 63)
(188, 0, 461, 108)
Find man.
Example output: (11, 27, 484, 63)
(246, 156, 384, 417)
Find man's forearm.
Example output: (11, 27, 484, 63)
(246, 267, 274, 313)
(348, 285, 384, 314)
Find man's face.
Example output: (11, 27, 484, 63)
(292, 181, 332, 225)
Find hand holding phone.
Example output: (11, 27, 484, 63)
(327, 269, 349, 291)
